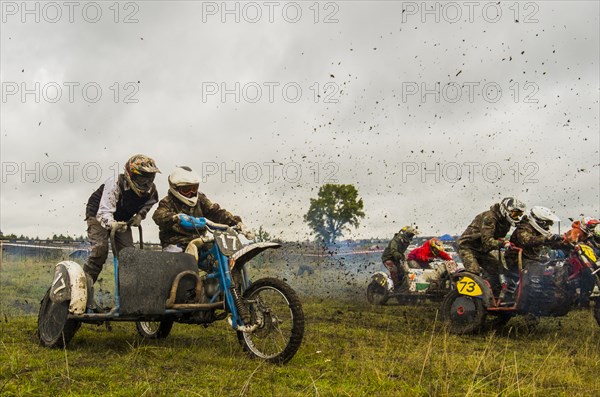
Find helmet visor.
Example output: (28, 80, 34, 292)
(177, 184, 199, 198)
(509, 209, 524, 221)
(132, 171, 155, 191)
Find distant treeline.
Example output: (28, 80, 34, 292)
(0, 231, 87, 243)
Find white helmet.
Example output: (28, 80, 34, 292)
(168, 166, 200, 206)
(528, 206, 560, 237)
(499, 197, 527, 226)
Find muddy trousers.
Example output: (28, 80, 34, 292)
(458, 247, 504, 295)
(83, 217, 133, 283)
(383, 260, 409, 290)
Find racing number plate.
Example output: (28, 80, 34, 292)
(456, 276, 483, 297)
(214, 229, 242, 256)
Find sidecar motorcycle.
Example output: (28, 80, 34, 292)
(366, 260, 462, 305)
(441, 245, 600, 334)
(37, 216, 305, 364)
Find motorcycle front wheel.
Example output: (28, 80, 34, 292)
(441, 289, 486, 335)
(237, 278, 304, 364)
(135, 320, 173, 339)
(367, 280, 389, 305)
(37, 288, 80, 348)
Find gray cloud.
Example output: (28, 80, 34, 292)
(1, 1, 598, 242)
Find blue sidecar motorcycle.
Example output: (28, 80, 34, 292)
(37, 216, 305, 364)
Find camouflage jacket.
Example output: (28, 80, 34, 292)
(458, 203, 511, 253)
(506, 219, 551, 265)
(381, 231, 413, 263)
(153, 192, 242, 247)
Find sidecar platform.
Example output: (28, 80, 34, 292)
(118, 248, 198, 316)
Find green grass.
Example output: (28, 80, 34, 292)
(2, 259, 600, 396)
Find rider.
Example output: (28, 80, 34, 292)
(153, 166, 248, 252)
(83, 154, 160, 283)
(561, 217, 600, 307)
(457, 197, 526, 295)
(381, 226, 419, 290)
(406, 238, 453, 269)
(563, 217, 600, 245)
(505, 206, 562, 271)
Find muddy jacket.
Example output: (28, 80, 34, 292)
(153, 192, 242, 247)
(381, 231, 413, 263)
(458, 203, 511, 253)
(86, 174, 158, 229)
(506, 219, 552, 266)
(407, 240, 452, 266)
(563, 221, 589, 245)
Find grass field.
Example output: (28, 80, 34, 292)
(2, 257, 600, 396)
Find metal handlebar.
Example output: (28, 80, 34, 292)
(109, 218, 144, 258)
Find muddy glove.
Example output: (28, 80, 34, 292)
(130, 214, 143, 227)
(498, 239, 513, 250)
(110, 221, 128, 233)
(237, 222, 256, 240)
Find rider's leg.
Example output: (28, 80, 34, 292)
(82, 217, 109, 283)
(457, 247, 480, 273)
(113, 227, 134, 255)
(479, 253, 503, 296)
(384, 260, 401, 289)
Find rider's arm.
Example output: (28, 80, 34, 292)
(389, 237, 405, 262)
(513, 228, 547, 248)
(480, 213, 503, 252)
(136, 186, 159, 220)
(438, 250, 453, 261)
(199, 194, 242, 226)
(152, 198, 184, 231)
(96, 176, 119, 229)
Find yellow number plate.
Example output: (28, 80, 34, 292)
(580, 244, 597, 263)
(456, 277, 483, 296)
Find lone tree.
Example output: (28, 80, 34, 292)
(304, 184, 365, 245)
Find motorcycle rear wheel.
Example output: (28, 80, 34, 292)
(441, 290, 485, 335)
(237, 278, 304, 364)
(367, 280, 389, 305)
(37, 288, 80, 348)
(135, 320, 174, 339)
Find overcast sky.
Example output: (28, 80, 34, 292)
(1, 1, 599, 243)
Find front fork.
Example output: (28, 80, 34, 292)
(213, 246, 252, 329)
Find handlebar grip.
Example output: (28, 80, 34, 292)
(205, 219, 231, 231)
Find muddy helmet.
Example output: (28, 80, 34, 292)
(528, 206, 560, 237)
(429, 238, 444, 255)
(581, 217, 600, 236)
(400, 226, 419, 238)
(499, 197, 526, 226)
(124, 154, 160, 196)
(169, 166, 200, 206)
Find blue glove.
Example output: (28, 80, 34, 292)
(177, 214, 207, 229)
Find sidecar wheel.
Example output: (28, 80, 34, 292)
(237, 278, 304, 364)
(37, 289, 79, 348)
(367, 281, 389, 305)
(441, 290, 485, 335)
(136, 321, 173, 339)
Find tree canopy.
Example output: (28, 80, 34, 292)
(304, 184, 365, 245)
